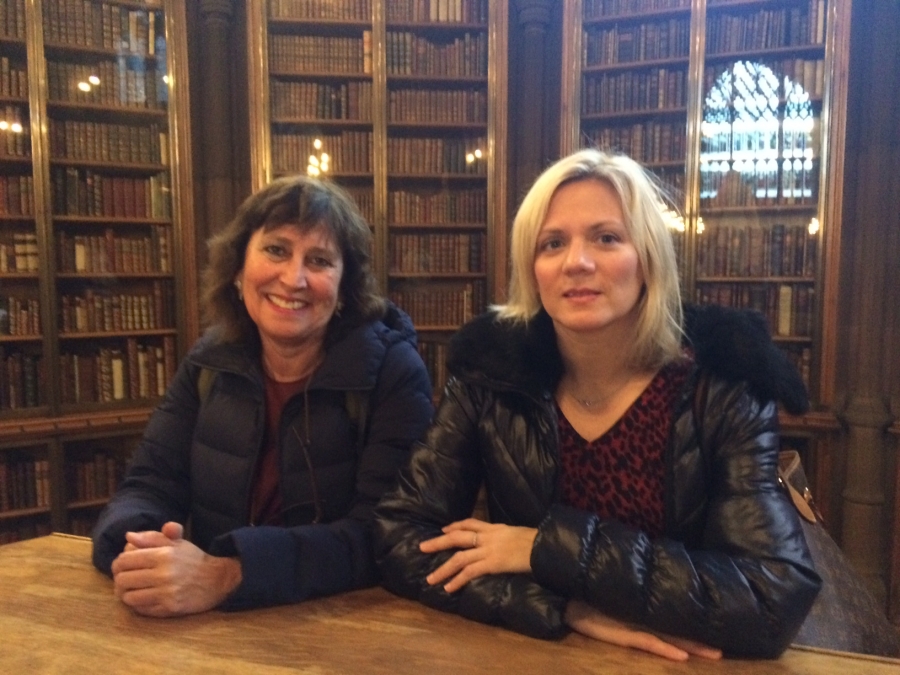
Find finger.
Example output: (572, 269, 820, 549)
(420, 530, 477, 553)
(621, 632, 690, 662)
(123, 543, 137, 552)
(125, 530, 176, 549)
(441, 562, 486, 593)
(441, 518, 486, 533)
(425, 550, 479, 586)
(665, 636, 722, 660)
(161, 522, 184, 540)
(111, 547, 166, 575)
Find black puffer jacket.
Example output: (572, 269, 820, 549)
(374, 306, 820, 658)
(93, 305, 433, 609)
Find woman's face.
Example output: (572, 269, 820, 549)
(533, 178, 644, 337)
(237, 223, 344, 351)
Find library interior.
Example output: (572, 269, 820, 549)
(1, 0, 899, 668)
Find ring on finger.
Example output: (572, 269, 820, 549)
(472, 532, 478, 548)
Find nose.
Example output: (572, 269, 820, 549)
(563, 238, 594, 274)
(282, 254, 309, 288)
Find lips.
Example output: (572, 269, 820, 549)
(562, 288, 599, 298)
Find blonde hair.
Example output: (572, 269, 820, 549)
(496, 149, 684, 370)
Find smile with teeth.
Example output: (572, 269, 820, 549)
(267, 294, 309, 310)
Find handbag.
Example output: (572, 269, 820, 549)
(778, 449, 900, 657)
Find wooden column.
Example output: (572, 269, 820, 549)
(836, 0, 900, 608)
(511, 0, 554, 200)
(196, 0, 237, 263)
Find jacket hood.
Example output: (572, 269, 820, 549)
(448, 304, 809, 415)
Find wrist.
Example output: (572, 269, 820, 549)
(209, 555, 243, 602)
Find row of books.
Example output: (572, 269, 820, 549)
(270, 80, 372, 121)
(51, 168, 172, 220)
(0, 0, 24, 39)
(388, 87, 487, 124)
(0, 295, 39, 336)
(387, 136, 486, 175)
(56, 225, 172, 274)
(417, 339, 449, 397)
(59, 336, 176, 404)
(696, 282, 815, 339)
(699, 161, 818, 207)
(0, 104, 28, 158)
(705, 58, 825, 102)
(389, 232, 485, 274)
(0, 456, 50, 512)
(388, 187, 486, 224)
(42, 1, 161, 56)
(0, 347, 41, 410)
(269, 34, 372, 75)
(49, 120, 168, 166)
(386, 0, 487, 24)
(342, 186, 375, 222)
(386, 31, 487, 78)
(47, 58, 165, 110)
(583, 0, 689, 20)
(0, 174, 33, 216)
(696, 223, 817, 279)
(268, 0, 371, 21)
(0, 56, 28, 98)
(272, 131, 372, 174)
(59, 283, 172, 334)
(706, 4, 825, 55)
(390, 279, 485, 328)
(585, 120, 686, 165)
(0, 230, 38, 272)
(582, 67, 687, 115)
(66, 451, 125, 504)
(584, 18, 691, 67)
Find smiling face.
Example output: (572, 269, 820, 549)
(236, 223, 344, 352)
(533, 178, 644, 339)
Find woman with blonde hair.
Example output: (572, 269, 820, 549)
(375, 149, 819, 660)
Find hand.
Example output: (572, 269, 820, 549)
(111, 522, 242, 618)
(565, 599, 722, 662)
(419, 518, 537, 593)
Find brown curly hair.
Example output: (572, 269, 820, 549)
(200, 175, 385, 345)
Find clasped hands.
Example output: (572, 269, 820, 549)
(420, 518, 721, 662)
(110, 521, 242, 618)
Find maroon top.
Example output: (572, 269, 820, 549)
(557, 359, 693, 538)
(250, 373, 309, 527)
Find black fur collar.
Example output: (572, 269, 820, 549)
(447, 305, 809, 414)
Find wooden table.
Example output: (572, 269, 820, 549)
(2, 534, 898, 674)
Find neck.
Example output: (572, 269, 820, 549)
(260, 336, 325, 383)
(554, 321, 647, 409)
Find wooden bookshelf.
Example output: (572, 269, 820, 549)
(0, 0, 195, 546)
(247, 0, 508, 397)
(561, 0, 846, 413)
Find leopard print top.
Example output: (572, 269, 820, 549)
(557, 358, 693, 538)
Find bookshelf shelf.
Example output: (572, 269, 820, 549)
(0, 505, 51, 521)
(0, 0, 194, 546)
(0, 334, 43, 343)
(584, 9, 691, 26)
